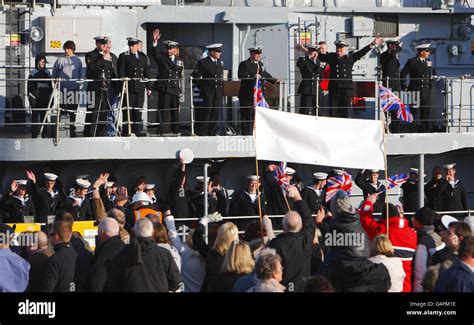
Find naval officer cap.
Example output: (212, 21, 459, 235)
(127, 37, 141, 46)
(76, 178, 91, 189)
(105, 181, 114, 188)
(334, 40, 350, 48)
(286, 167, 296, 175)
(332, 169, 344, 176)
(443, 163, 456, 170)
(206, 43, 223, 52)
(196, 176, 210, 183)
(94, 36, 109, 44)
(44, 173, 58, 181)
(16, 180, 28, 186)
(415, 43, 431, 51)
(247, 175, 260, 181)
(163, 40, 179, 49)
(307, 44, 319, 51)
(385, 39, 401, 46)
(369, 169, 380, 173)
(248, 46, 263, 53)
(313, 172, 328, 180)
(410, 168, 419, 174)
(145, 184, 156, 191)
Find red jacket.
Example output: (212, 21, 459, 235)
(359, 200, 417, 292)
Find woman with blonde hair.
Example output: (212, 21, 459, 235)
(369, 235, 405, 292)
(208, 240, 255, 292)
(192, 213, 238, 291)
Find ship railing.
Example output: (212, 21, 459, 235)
(1, 75, 474, 142)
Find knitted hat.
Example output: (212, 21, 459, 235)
(330, 190, 355, 215)
(381, 203, 399, 219)
(414, 207, 435, 226)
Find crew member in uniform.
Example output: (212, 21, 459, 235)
(118, 37, 152, 137)
(1, 180, 36, 223)
(26, 171, 63, 223)
(380, 39, 402, 132)
(151, 29, 183, 135)
(440, 163, 468, 219)
(424, 166, 446, 211)
(85, 36, 118, 137)
(301, 172, 327, 213)
(296, 44, 324, 116)
(238, 46, 280, 135)
(401, 168, 420, 218)
(59, 179, 94, 221)
(192, 43, 224, 136)
(400, 43, 433, 133)
(355, 169, 386, 212)
(317, 37, 383, 118)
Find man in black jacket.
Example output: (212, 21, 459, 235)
(263, 164, 295, 216)
(317, 37, 382, 118)
(355, 169, 386, 213)
(109, 218, 180, 292)
(192, 43, 224, 136)
(269, 185, 325, 292)
(301, 172, 328, 214)
(424, 166, 446, 211)
(26, 171, 63, 223)
(40, 219, 77, 292)
(59, 179, 94, 221)
(440, 163, 468, 219)
(296, 44, 324, 116)
(85, 36, 118, 137)
(380, 39, 402, 132)
(238, 46, 280, 135)
(150, 29, 183, 135)
(118, 37, 152, 137)
(1, 180, 36, 223)
(401, 168, 420, 216)
(166, 156, 190, 220)
(400, 43, 433, 133)
(89, 217, 125, 292)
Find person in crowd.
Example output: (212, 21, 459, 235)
(304, 274, 335, 292)
(412, 207, 446, 292)
(359, 194, 417, 292)
(59, 179, 93, 221)
(107, 208, 130, 244)
(208, 240, 255, 292)
(424, 166, 445, 211)
(153, 221, 181, 271)
(263, 164, 296, 215)
(355, 169, 385, 212)
(242, 215, 275, 258)
(109, 218, 180, 292)
(434, 236, 474, 292)
(369, 235, 405, 292)
(88, 217, 125, 292)
(1, 180, 36, 223)
(26, 231, 52, 292)
(432, 218, 472, 265)
(127, 191, 161, 230)
(247, 252, 285, 292)
(0, 224, 30, 292)
(269, 185, 325, 292)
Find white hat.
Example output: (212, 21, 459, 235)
(76, 179, 91, 189)
(126, 37, 141, 45)
(162, 40, 179, 48)
(368, 169, 380, 173)
(248, 46, 263, 53)
(415, 43, 431, 50)
(464, 216, 474, 232)
(132, 191, 151, 204)
(179, 148, 194, 164)
(443, 163, 456, 170)
(247, 175, 260, 181)
(313, 172, 328, 180)
(105, 182, 114, 188)
(333, 169, 344, 176)
(206, 43, 223, 50)
(285, 167, 295, 175)
(145, 184, 155, 190)
(44, 173, 58, 181)
(410, 168, 419, 174)
(334, 40, 350, 48)
(196, 176, 210, 183)
(441, 215, 459, 229)
(16, 180, 28, 186)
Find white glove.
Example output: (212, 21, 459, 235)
(200, 212, 223, 226)
(164, 215, 178, 239)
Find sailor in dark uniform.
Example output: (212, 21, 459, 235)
(380, 39, 402, 132)
(440, 163, 468, 219)
(238, 46, 280, 135)
(424, 166, 446, 211)
(85, 36, 118, 137)
(355, 169, 386, 212)
(317, 37, 382, 118)
(26, 171, 63, 223)
(59, 179, 94, 221)
(400, 43, 433, 133)
(263, 165, 294, 215)
(189, 176, 218, 219)
(301, 172, 328, 214)
(117, 37, 152, 137)
(151, 29, 183, 135)
(1, 180, 36, 223)
(296, 44, 325, 116)
(400, 168, 420, 217)
(192, 43, 224, 136)
(145, 183, 166, 212)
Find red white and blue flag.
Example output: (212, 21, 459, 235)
(379, 85, 413, 123)
(274, 161, 289, 189)
(254, 77, 269, 108)
(386, 173, 409, 190)
(325, 171, 353, 203)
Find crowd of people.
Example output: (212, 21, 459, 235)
(0, 156, 472, 293)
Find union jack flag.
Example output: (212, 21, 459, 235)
(274, 162, 289, 189)
(386, 173, 409, 190)
(379, 85, 413, 123)
(325, 171, 353, 203)
(254, 77, 269, 108)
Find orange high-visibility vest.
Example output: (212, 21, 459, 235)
(133, 207, 162, 223)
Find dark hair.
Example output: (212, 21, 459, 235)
(52, 221, 73, 241)
(153, 222, 170, 244)
(304, 275, 335, 292)
(414, 207, 435, 226)
(317, 41, 327, 46)
(451, 222, 472, 239)
(54, 210, 74, 224)
(459, 236, 474, 260)
(255, 254, 281, 281)
(133, 176, 147, 190)
(63, 40, 76, 52)
(243, 221, 263, 242)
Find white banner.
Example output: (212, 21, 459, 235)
(254, 108, 385, 170)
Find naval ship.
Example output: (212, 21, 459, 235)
(0, 0, 474, 239)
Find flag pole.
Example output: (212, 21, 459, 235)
(253, 67, 263, 222)
(378, 80, 390, 236)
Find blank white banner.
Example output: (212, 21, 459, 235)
(254, 108, 385, 170)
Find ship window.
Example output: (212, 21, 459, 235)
(374, 15, 398, 37)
